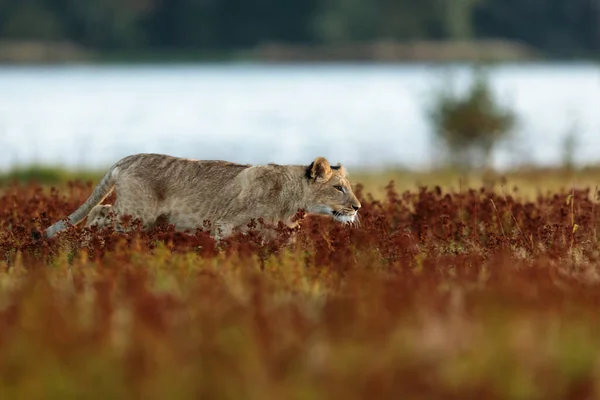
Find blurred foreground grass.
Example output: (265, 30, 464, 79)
(3, 166, 600, 399)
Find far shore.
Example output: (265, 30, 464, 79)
(0, 38, 553, 65)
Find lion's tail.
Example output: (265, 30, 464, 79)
(44, 164, 120, 239)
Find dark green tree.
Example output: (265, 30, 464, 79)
(427, 66, 517, 170)
(1, 1, 64, 40)
(0, 0, 599, 56)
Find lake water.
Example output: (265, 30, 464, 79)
(0, 62, 599, 172)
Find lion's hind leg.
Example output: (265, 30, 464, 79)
(84, 204, 147, 237)
(80, 204, 117, 248)
(85, 204, 115, 230)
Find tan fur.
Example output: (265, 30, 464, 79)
(44, 153, 362, 240)
(85, 204, 114, 229)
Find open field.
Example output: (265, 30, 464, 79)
(3, 164, 600, 199)
(2, 170, 600, 399)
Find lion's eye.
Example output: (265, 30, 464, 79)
(334, 185, 344, 193)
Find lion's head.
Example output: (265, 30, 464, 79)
(305, 156, 362, 224)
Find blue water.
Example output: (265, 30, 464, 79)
(0, 62, 599, 171)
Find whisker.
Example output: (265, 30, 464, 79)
(351, 212, 360, 228)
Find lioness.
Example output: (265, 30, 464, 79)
(43, 153, 362, 240)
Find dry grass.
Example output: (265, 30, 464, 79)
(2, 171, 600, 399)
(353, 166, 600, 200)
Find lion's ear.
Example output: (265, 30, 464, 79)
(309, 157, 332, 182)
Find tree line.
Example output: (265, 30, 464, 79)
(0, 0, 599, 57)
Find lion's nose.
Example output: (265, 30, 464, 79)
(352, 204, 361, 211)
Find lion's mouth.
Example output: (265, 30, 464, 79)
(310, 206, 359, 225)
(332, 209, 358, 225)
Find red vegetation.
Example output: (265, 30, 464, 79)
(1, 180, 600, 399)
